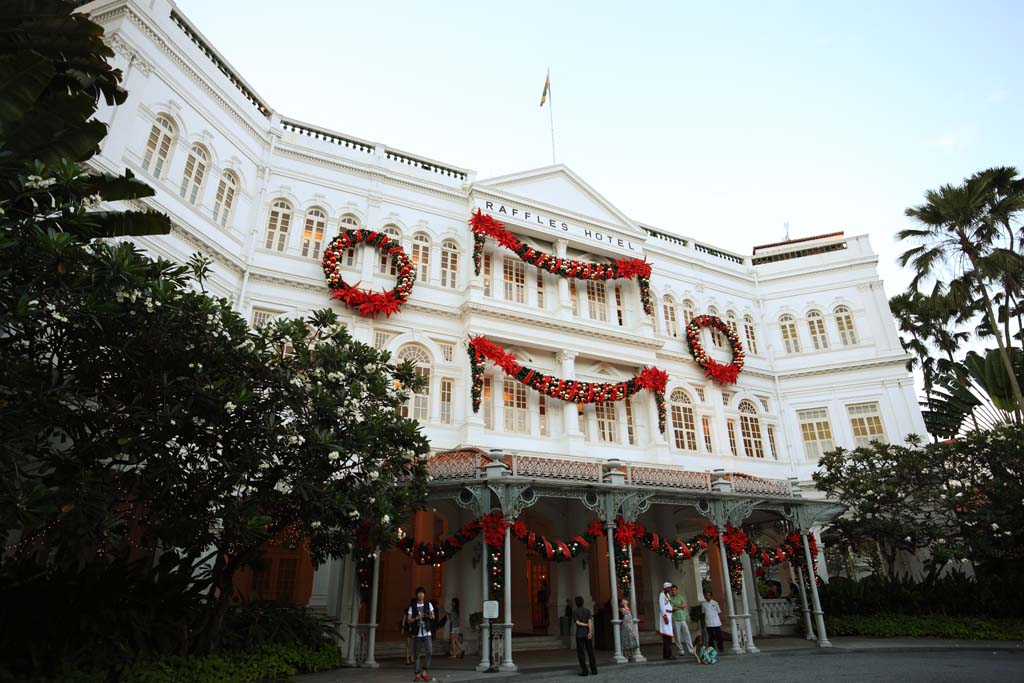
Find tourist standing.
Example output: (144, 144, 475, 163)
(573, 596, 598, 676)
(669, 584, 694, 656)
(407, 587, 435, 682)
(448, 597, 464, 658)
(658, 582, 675, 659)
(702, 590, 724, 652)
(619, 598, 639, 661)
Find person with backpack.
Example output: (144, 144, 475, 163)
(407, 587, 435, 682)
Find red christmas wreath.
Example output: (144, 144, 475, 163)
(684, 314, 745, 385)
(321, 229, 415, 317)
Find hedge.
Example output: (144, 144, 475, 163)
(34, 644, 342, 683)
(825, 614, 1024, 641)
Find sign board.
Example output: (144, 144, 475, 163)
(482, 600, 499, 620)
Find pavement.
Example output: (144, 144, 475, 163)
(295, 637, 1024, 683)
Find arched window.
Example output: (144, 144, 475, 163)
(339, 214, 360, 267)
(595, 402, 618, 443)
(142, 115, 175, 178)
(743, 315, 759, 355)
(835, 306, 858, 346)
(682, 299, 696, 327)
(708, 306, 726, 348)
(440, 239, 459, 288)
(212, 171, 237, 227)
(378, 225, 402, 274)
(300, 207, 327, 259)
(412, 233, 431, 283)
(780, 314, 801, 354)
(264, 199, 292, 252)
(587, 281, 608, 322)
(807, 310, 829, 350)
(726, 310, 739, 336)
(179, 144, 208, 205)
(669, 389, 697, 451)
(663, 295, 679, 337)
(396, 344, 431, 422)
(738, 400, 765, 458)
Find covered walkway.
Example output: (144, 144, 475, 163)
(341, 448, 842, 671)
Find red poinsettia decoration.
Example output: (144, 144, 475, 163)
(684, 314, 745, 385)
(481, 512, 510, 548)
(586, 518, 605, 538)
(469, 211, 654, 315)
(468, 335, 668, 432)
(323, 230, 415, 317)
(511, 520, 528, 540)
(703, 525, 720, 539)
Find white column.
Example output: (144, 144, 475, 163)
(605, 521, 628, 664)
(795, 565, 816, 640)
(626, 545, 646, 662)
(477, 539, 491, 672)
(802, 533, 831, 647)
(555, 239, 573, 320)
(364, 549, 381, 667)
(558, 350, 582, 436)
(500, 527, 516, 671)
(717, 532, 743, 654)
(344, 555, 360, 666)
(739, 555, 759, 653)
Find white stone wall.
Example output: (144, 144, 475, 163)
(83, 0, 927, 491)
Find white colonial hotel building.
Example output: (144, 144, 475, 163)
(81, 0, 925, 666)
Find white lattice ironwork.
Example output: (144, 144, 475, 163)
(511, 454, 603, 482)
(731, 473, 792, 496)
(628, 466, 711, 491)
(427, 448, 484, 480)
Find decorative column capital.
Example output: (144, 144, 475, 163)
(556, 349, 578, 364)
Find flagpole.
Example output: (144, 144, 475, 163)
(547, 68, 556, 164)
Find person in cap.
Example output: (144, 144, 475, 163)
(658, 582, 675, 659)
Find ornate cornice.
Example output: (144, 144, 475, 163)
(275, 146, 466, 204)
(102, 4, 269, 142)
(460, 302, 664, 350)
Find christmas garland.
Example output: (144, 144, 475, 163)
(354, 515, 818, 603)
(684, 314, 745, 385)
(396, 519, 481, 565)
(511, 517, 604, 562)
(322, 229, 415, 317)
(481, 512, 510, 597)
(468, 334, 669, 433)
(469, 211, 654, 316)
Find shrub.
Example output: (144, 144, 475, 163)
(21, 644, 342, 683)
(825, 614, 1024, 641)
(218, 602, 339, 653)
(819, 573, 1024, 619)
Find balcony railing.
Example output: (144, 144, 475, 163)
(425, 448, 794, 496)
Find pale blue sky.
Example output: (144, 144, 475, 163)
(176, 0, 1022, 297)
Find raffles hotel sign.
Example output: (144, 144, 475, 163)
(476, 200, 641, 253)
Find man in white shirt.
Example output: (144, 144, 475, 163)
(702, 590, 724, 652)
(407, 587, 435, 681)
(658, 582, 675, 659)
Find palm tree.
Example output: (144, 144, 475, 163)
(898, 167, 1024, 420)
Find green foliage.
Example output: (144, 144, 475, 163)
(0, 0, 127, 169)
(218, 602, 339, 653)
(0, 555, 204, 680)
(825, 614, 1024, 641)
(896, 166, 1024, 421)
(0, 2, 429, 674)
(814, 424, 1024, 578)
(22, 644, 342, 683)
(820, 573, 1024, 620)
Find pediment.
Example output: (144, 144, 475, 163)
(475, 165, 644, 238)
